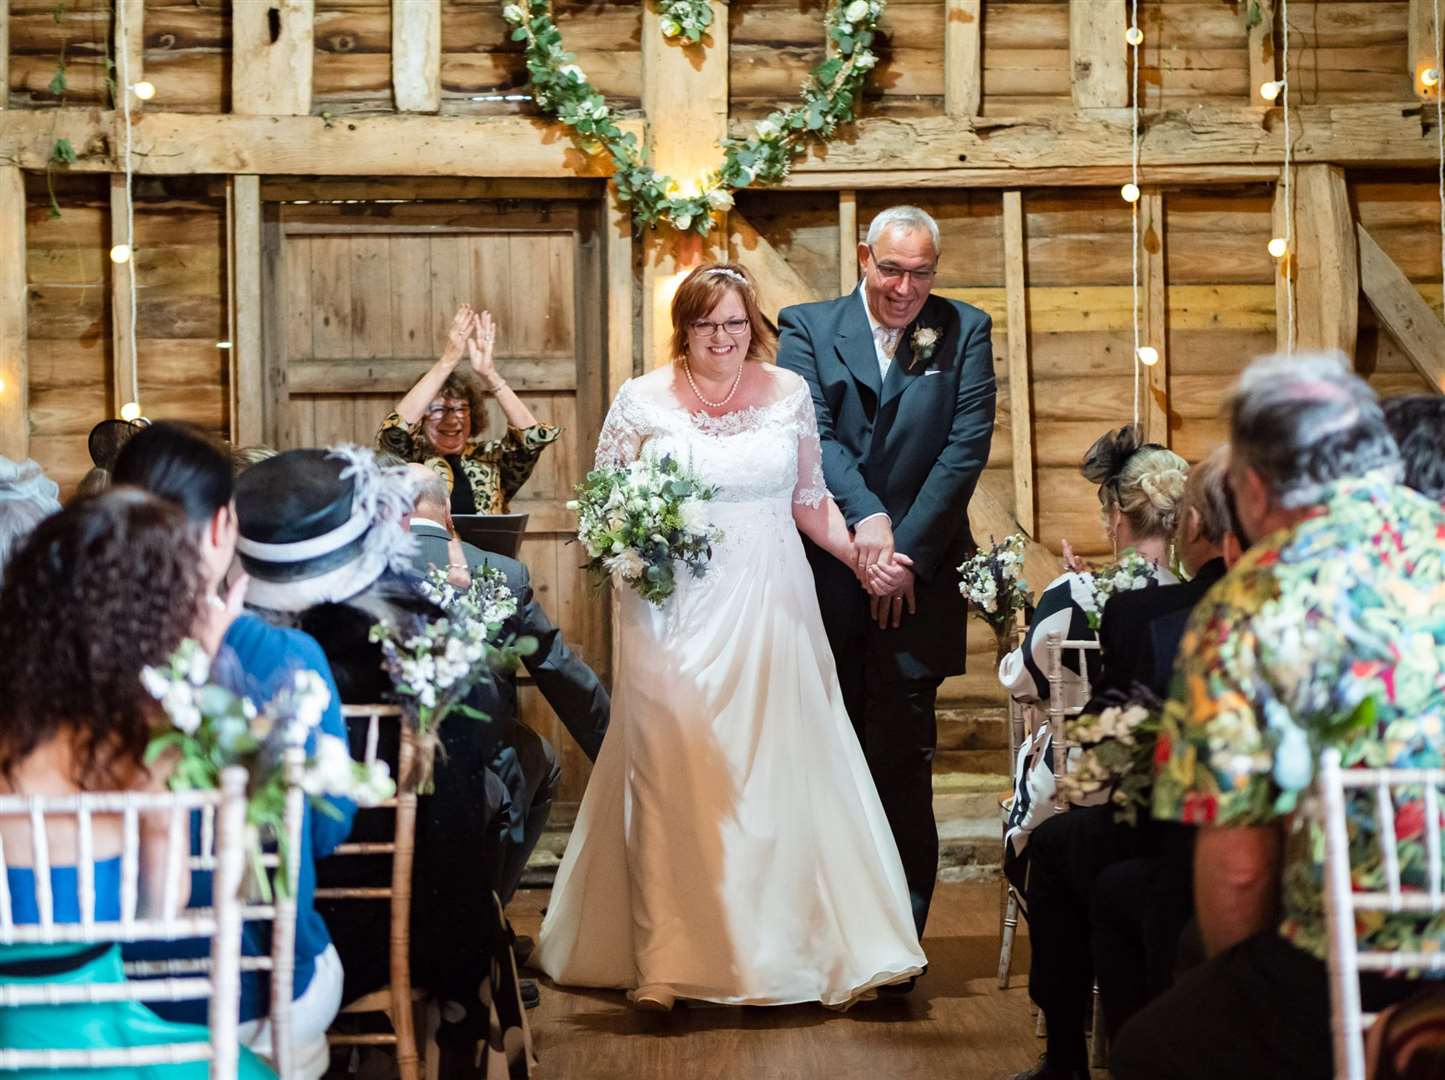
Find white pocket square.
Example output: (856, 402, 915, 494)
(923, 368, 946, 376)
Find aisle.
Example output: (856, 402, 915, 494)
(509, 881, 1038, 1080)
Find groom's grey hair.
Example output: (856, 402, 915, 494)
(866, 206, 941, 255)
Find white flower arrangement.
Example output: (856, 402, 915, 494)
(1056, 690, 1163, 825)
(1079, 548, 1163, 630)
(957, 533, 1032, 661)
(569, 453, 723, 606)
(908, 325, 940, 369)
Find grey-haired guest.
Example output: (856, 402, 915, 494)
(0, 455, 61, 587)
(1383, 393, 1445, 504)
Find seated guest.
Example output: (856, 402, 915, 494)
(1014, 448, 1229, 1080)
(1383, 394, 1445, 503)
(406, 464, 611, 902)
(231, 444, 278, 476)
(235, 447, 531, 1080)
(74, 418, 148, 501)
(0, 490, 273, 1079)
(378, 304, 559, 515)
(113, 422, 355, 1080)
(0, 455, 60, 585)
(1114, 353, 1444, 1079)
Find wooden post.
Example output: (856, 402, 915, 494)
(1069, 0, 1128, 109)
(1276, 165, 1358, 357)
(605, 193, 634, 402)
(1, 0, 11, 111)
(115, 0, 144, 110)
(1140, 190, 1169, 446)
(0, 165, 26, 460)
(1244, 0, 1277, 104)
(110, 174, 139, 418)
(728, 211, 823, 323)
(1001, 191, 1034, 537)
(232, 0, 314, 115)
(392, 0, 441, 114)
(838, 191, 859, 296)
(1410, 0, 1443, 102)
(944, 0, 982, 119)
(1358, 223, 1445, 393)
(640, 0, 728, 369)
(233, 175, 266, 445)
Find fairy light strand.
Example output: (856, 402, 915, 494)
(1435, 0, 1444, 300)
(1129, 0, 1141, 429)
(1281, 0, 1295, 353)
(115, 1, 140, 417)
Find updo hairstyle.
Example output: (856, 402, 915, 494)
(1081, 425, 1190, 541)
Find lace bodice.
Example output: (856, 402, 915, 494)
(594, 374, 829, 510)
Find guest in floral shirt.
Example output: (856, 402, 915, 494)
(1113, 353, 1445, 1080)
(378, 304, 560, 514)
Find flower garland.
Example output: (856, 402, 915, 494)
(656, 0, 715, 44)
(502, 0, 885, 234)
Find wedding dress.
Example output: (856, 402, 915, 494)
(535, 369, 927, 1007)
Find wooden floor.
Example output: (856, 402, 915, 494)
(508, 881, 1039, 1080)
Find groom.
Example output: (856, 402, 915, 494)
(778, 205, 996, 946)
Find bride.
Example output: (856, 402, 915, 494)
(536, 262, 927, 1010)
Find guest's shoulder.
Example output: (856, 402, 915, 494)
(225, 613, 333, 673)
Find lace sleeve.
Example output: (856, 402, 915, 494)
(790, 383, 829, 508)
(594, 381, 645, 469)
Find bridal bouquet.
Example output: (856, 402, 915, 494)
(569, 454, 723, 606)
(957, 533, 1032, 664)
(143, 639, 394, 898)
(1078, 549, 1161, 631)
(1056, 688, 1164, 825)
(419, 563, 520, 628)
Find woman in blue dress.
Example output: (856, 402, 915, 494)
(0, 488, 272, 1079)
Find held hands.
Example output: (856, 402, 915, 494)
(866, 554, 916, 629)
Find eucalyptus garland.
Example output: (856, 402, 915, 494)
(502, 0, 885, 234)
(656, 0, 714, 44)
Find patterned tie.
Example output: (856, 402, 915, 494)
(875, 326, 901, 360)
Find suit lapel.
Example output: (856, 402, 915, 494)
(880, 295, 951, 409)
(834, 290, 883, 399)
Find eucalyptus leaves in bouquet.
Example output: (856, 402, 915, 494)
(569, 454, 723, 606)
(957, 533, 1032, 664)
(419, 563, 519, 629)
(142, 639, 394, 899)
(1056, 687, 1164, 826)
(1079, 548, 1162, 631)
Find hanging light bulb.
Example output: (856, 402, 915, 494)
(109, 243, 132, 264)
(120, 401, 142, 422)
(1268, 237, 1289, 258)
(1137, 346, 1160, 367)
(1260, 80, 1284, 102)
(0, 375, 7, 395)
(1120, 182, 1141, 203)
(1423, 68, 1442, 89)
(132, 80, 156, 101)
(1124, 25, 1143, 46)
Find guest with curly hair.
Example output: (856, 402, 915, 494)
(0, 489, 272, 1079)
(377, 304, 559, 514)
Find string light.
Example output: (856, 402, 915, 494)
(0, 375, 7, 395)
(1260, 80, 1283, 102)
(1128, 0, 1143, 428)
(1279, 0, 1295, 352)
(120, 401, 143, 422)
(1434, 0, 1443, 314)
(1268, 237, 1288, 258)
(1424, 68, 1441, 89)
(1124, 25, 1143, 46)
(115, 1, 141, 417)
(109, 243, 132, 264)
(132, 80, 156, 101)
(1120, 183, 1141, 203)
(1137, 346, 1159, 366)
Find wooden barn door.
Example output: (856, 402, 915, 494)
(258, 187, 611, 802)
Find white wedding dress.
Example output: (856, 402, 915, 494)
(536, 368, 926, 1007)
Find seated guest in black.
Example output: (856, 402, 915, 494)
(234, 447, 531, 1080)
(1383, 394, 1445, 504)
(1014, 447, 1230, 1080)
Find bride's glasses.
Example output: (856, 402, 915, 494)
(690, 317, 751, 337)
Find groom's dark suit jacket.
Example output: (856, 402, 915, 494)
(778, 289, 996, 681)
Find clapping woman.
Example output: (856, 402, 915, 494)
(377, 305, 560, 514)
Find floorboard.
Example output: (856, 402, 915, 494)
(508, 881, 1040, 1080)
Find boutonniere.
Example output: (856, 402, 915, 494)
(908, 326, 940, 371)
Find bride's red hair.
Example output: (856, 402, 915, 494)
(669, 262, 779, 364)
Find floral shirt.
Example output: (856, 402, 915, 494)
(377, 412, 560, 514)
(1152, 479, 1445, 960)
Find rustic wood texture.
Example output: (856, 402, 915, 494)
(1282, 1, 1412, 104)
(115, 0, 144, 107)
(1001, 190, 1034, 536)
(945, 0, 982, 118)
(727, 210, 824, 323)
(232, 0, 314, 115)
(391, 0, 441, 113)
(1358, 221, 1445, 394)
(109, 174, 137, 417)
(1411, 0, 1443, 100)
(1069, 0, 1126, 109)
(838, 190, 859, 295)
(233, 174, 264, 446)
(1244, 0, 1277, 104)
(141, 0, 230, 114)
(6, 0, 113, 106)
(0, 0, 9, 111)
(0, 164, 25, 460)
(1140, 189, 1169, 445)
(1287, 164, 1359, 357)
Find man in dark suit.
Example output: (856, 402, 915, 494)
(404, 465, 611, 903)
(777, 205, 997, 944)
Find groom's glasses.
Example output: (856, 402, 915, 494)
(690, 317, 751, 337)
(868, 247, 938, 286)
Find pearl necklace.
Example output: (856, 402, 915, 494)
(682, 357, 744, 409)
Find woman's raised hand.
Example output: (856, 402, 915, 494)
(468, 310, 502, 389)
(442, 304, 476, 369)
(1060, 538, 1089, 575)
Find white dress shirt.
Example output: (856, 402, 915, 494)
(854, 283, 893, 532)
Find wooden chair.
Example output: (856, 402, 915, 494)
(1320, 748, 1445, 1079)
(321, 704, 420, 1080)
(0, 767, 251, 1077)
(121, 746, 307, 1078)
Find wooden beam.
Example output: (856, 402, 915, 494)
(781, 165, 1284, 190)
(392, 0, 441, 114)
(728, 211, 824, 324)
(233, 175, 265, 446)
(115, 0, 144, 110)
(968, 483, 1057, 599)
(232, 0, 314, 116)
(259, 203, 288, 448)
(1001, 191, 1034, 537)
(0, 165, 26, 460)
(1140, 190, 1169, 446)
(1358, 223, 1445, 394)
(640, 0, 728, 369)
(944, 0, 982, 120)
(1069, 0, 1127, 109)
(1244, 0, 1277, 105)
(1275, 165, 1358, 356)
(110, 175, 138, 418)
(0, 0, 9, 111)
(838, 191, 858, 296)
(605, 192, 634, 403)
(288, 355, 578, 395)
(1410, 0, 1443, 102)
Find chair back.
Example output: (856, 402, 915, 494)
(1320, 748, 1445, 1080)
(1044, 632, 1100, 812)
(0, 767, 251, 1077)
(320, 705, 419, 1080)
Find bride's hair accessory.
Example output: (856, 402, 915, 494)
(707, 267, 750, 288)
(1081, 424, 1146, 488)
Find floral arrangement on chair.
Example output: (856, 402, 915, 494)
(1078, 548, 1163, 631)
(957, 533, 1032, 665)
(142, 639, 394, 898)
(570, 455, 723, 606)
(1056, 687, 1164, 825)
